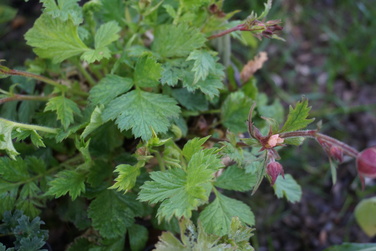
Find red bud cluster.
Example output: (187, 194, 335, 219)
(317, 137, 344, 163)
(357, 147, 376, 188)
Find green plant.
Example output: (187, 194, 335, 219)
(0, 0, 375, 250)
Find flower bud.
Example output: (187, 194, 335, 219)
(266, 161, 285, 185)
(329, 146, 344, 163)
(357, 147, 376, 188)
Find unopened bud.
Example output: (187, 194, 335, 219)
(266, 161, 285, 185)
(329, 146, 344, 163)
(357, 147, 376, 188)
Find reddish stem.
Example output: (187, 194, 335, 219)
(208, 24, 245, 40)
(280, 130, 359, 158)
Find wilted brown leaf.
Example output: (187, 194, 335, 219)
(240, 51, 268, 83)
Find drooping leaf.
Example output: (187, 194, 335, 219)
(89, 74, 133, 106)
(81, 106, 104, 139)
(40, 0, 83, 25)
(44, 96, 82, 130)
(221, 91, 253, 133)
(354, 197, 376, 237)
(199, 193, 255, 236)
(0, 118, 18, 159)
(45, 170, 86, 200)
(152, 24, 206, 58)
(88, 190, 134, 239)
(187, 50, 217, 84)
(273, 174, 302, 203)
(134, 54, 162, 88)
(102, 89, 180, 141)
(25, 13, 88, 63)
(279, 99, 314, 133)
(215, 166, 257, 192)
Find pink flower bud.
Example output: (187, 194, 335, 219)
(329, 146, 344, 163)
(357, 147, 376, 188)
(266, 161, 285, 185)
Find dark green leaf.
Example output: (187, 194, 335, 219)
(279, 99, 314, 133)
(215, 166, 257, 192)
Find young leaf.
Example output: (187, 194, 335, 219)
(354, 197, 376, 237)
(187, 50, 217, 84)
(40, 0, 83, 25)
(94, 21, 121, 49)
(279, 99, 314, 133)
(134, 55, 162, 88)
(182, 136, 211, 161)
(81, 21, 121, 63)
(45, 170, 86, 200)
(109, 164, 141, 193)
(215, 166, 257, 192)
(88, 190, 134, 239)
(102, 89, 180, 141)
(199, 193, 255, 236)
(273, 174, 302, 203)
(44, 96, 82, 130)
(152, 24, 206, 58)
(138, 151, 217, 220)
(0, 118, 18, 159)
(89, 74, 133, 106)
(221, 91, 253, 133)
(25, 14, 88, 63)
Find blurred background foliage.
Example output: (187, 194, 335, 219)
(0, 0, 375, 250)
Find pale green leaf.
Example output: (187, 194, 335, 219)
(41, 0, 83, 25)
(102, 89, 180, 141)
(94, 21, 121, 49)
(80, 47, 111, 63)
(29, 130, 46, 148)
(187, 50, 217, 84)
(160, 62, 181, 86)
(355, 197, 376, 237)
(25, 13, 88, 63)
(199, 193, 255, 236)
(109, 164, 140, 193)
(221, 91, 253, 133)
(154, 232, 187, 251)
(182, 136, 211, 161)
(44, 96, 82, 130)
(88, 190, 134, 239)
(279, 99, 314, 133)
(89, 74, 133, 106)
(81, 106, 104, 139)
(134, 55, 162, 88)
(273, 174, 302, 203)
(138, 151, 216, 220)
(45, 170, 86, 200)
(0, 118, 18, 159)
(152, 24, 206, 58)
(215, 166, 257, 192)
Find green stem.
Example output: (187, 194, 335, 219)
(74, 61, 97, 86)
(0, 68, 62, 88)
(155, 151, 166, 171)
(0, 118, 58, 134)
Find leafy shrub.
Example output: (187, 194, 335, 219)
(0, 0, 375, 250)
